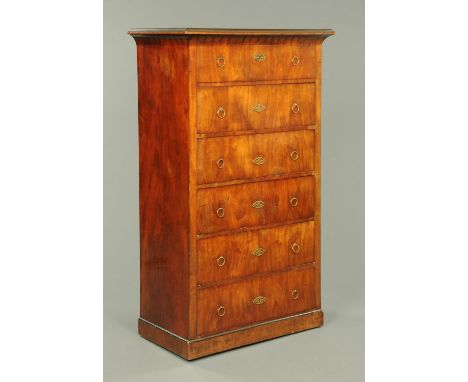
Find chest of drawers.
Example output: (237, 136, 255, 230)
(129, 28, 334, 360)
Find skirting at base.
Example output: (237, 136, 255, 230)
(138, 309, 324, 360)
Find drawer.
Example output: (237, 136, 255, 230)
(197, 130, 315, 184)
(197, 176, 314, 234)
(195, 39, 316, 82)
(197, 267, 316, 336)
(197, 83, 315, 134)
(197, 221, 315, 285)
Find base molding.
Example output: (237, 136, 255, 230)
(138, 310, 324, 360)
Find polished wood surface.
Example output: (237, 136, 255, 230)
(197, 130, 315, 184)
(197, 83, 315, 133)
(196, 266, 316, 336)
(197, 176, 315, 234)
(131, 29, 333, 359)
(196, 37, 316, 82)
(197, 221, 315, 285)
(129, 28, 335, 37)
(138, 309, 323, 360)
(136, 38, 190, 338)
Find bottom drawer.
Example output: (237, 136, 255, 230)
(196, 267, 316, 337)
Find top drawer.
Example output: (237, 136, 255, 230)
(195, 38, 316, 82)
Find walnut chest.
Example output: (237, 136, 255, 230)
(129, 28, 334, 360)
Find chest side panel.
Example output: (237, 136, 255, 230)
(136, 38, 190, 338)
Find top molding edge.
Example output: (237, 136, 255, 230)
(128, 28, 335, 38)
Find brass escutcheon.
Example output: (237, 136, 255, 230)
(216, 157, 224, 169)
(291, 56, 300, 66)
(253, 104, 266, 113)
(252, 200, 265, 209)
(291, 243, 301, 254)
(252, 156, 265, 165)
(291, 103, 300, 114)
(254, 52, 266, 62)
(216, 106, 226, 119)
(217, 256, 226, 267)
(290, 150, 299, 161)
(216, 207, 225, 218)
(216, 56, 225, 68)
(251, 247, 266, 257)
(291, 289, 299, 300)
(252, 296, 266, 305)
(217, 305, 226, 317)
(290, 197, 298, 207)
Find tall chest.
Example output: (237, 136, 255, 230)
(129, 28, 334, 359)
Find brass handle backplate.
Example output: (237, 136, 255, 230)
(291, 243, 301, 254)
(216, 56, 225, 68)
(217, 306, 226, 317)
(291, 289, 299, 300)
(252, 296, 266, 305)
(216, 106, 226, 119)
(254, 52, 266, 62)
(253, 156, 265, 165)
(217, 256, 226, 267)
(292, 56, 300, 66)
(216, 207, 225, 218)
(290, 197, 298, 207)
(253, 104, 266, 113)
(216, 157, 224, 169)
(291, 103, 300, 114)
(252, 200, 265, 209)
(251, 247, 266, 257)
(290, 150, 299, 161)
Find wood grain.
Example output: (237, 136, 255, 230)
(196, 176, 315, 234)
(188, 39, 199, 339)
(196, 266, 316, 336)
(197, 130, 315, 184)
(136, 37, 190, 338)
(197, 221, 315, 285)
(188, 309, 323, 359)
(197, 83, 315, 134)
(195, 37, 316, 82)
(138, 309, 324, 360)
(131, 30, 333, 359)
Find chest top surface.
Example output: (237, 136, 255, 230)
(128, 28, 335, 37)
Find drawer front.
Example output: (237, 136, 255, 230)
(196, 39, 316, 82)
(197, 221, 315, 285)
(197, 176, 315, 234)
(197, 130, 315, 184)
(197, 83, 315, 134)
(197, 267, 316, 336)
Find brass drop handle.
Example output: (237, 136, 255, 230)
(290, 150, 299, 161)
(291, 243, 301, 254)
(291, 289, 299, 300)
(290, 197, 298, 207)
(217, 256, 226, 267)
(216, 56, 225, 68)
(216, 207, 225, 218)
(252, 296, 266, 305)
(216, 106, 226, 119)
(216, 158, 224, 169)
(254, 52, 266, 62)
(292, 56, 300, 66)
(217, 305, 226, 317)
(291, 103, 300, 114)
